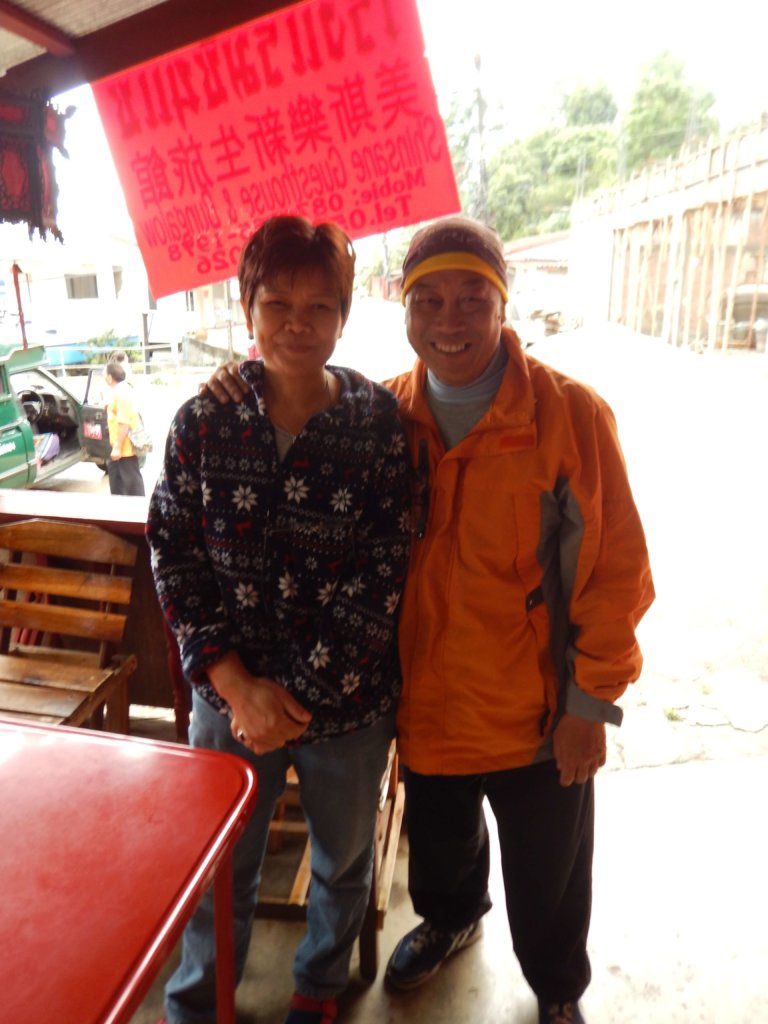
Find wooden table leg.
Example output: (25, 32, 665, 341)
(358, 867, 379, 982)
(214, 852, 236, 1024)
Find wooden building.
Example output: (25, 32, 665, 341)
(570, 119, 768, 352)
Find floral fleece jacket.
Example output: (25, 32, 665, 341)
(146, 360, 411, 744)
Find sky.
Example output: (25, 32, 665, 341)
(415, 0, 767, 137)
(47, 0, 768, 249)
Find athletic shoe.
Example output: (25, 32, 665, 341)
(538, 1001, 586, 1024)
(384, 918, 483, 990)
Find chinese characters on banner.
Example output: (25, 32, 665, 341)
(91, 0, 460, 298)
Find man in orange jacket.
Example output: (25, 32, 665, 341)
(205, 216, 654, 1024)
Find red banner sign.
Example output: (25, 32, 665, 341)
(92, 0, 460, 298)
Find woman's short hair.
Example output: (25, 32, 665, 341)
(238, 216, 356, 325)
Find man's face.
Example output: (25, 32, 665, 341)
(404, 269, 504, 387)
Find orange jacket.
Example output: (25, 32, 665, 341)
(387, 329, 654, 774)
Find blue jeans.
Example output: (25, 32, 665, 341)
(165, 691, 395, 1024)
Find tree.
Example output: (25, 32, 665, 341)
(561, 82, 617, 127)
(485, 141, 538, 238)
(443, 95, 477, 210)
(485, 123, 617, 239)
(442, 53, 720, 241)
(354, 227, 416, 294)
(622, 50, 718, 172)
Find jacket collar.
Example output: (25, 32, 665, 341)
(239, 358, 381, 430)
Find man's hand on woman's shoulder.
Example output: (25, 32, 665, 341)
(199, 361, 248, 403)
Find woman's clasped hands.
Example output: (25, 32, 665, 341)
(208, 652, 312, 755)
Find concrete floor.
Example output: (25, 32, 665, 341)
(126, 707, 768, 1024)
(32, 321, 768, 1023)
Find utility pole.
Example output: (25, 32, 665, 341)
(142, 312, 150, 371)
(225, 278, 234, 360)
(381, 233, 391, 299)
(474, 53, 489, 225)
(12, 264, 28, 349)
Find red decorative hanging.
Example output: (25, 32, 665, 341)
(0, 91, 72, 241)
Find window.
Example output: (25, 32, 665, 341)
(185, 290, 195, 312)
(65, 274, 98, 299)
(113, 267, 123, 298)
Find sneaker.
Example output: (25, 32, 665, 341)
(538, 1001, 586, 1024)
(384, 918, 483, 990)
(284, 992, 338, 1024)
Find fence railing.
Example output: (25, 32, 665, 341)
(44, 341, 186, 377)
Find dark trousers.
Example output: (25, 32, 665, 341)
(107, 455, 145, 496)
(403, 760, 593, 1003)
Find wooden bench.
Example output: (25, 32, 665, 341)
(0, 518, 138, 732)
(0, 491, 187, 739)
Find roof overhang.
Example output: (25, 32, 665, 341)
(504, 231, 570, 270)
(0, 0, 298, 97)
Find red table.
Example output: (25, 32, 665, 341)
(0, 718, 257, 1024)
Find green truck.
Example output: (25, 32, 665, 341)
(0, 345, 111, 489)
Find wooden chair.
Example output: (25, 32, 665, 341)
(0, 518, 138, 733)
(255, 739, 406, 980)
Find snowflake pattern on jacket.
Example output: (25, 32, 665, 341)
(146, 361, 411, 744)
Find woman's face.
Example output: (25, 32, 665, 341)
(243, 266, 344, 379)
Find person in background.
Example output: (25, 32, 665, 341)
(112, 347, 134, 382)
(204, 215, 654, 1024)
(147, 216, 411, 1024)
(104, 358, 144, 495)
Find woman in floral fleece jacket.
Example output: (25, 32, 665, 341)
(147, 217, 410, 1024)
